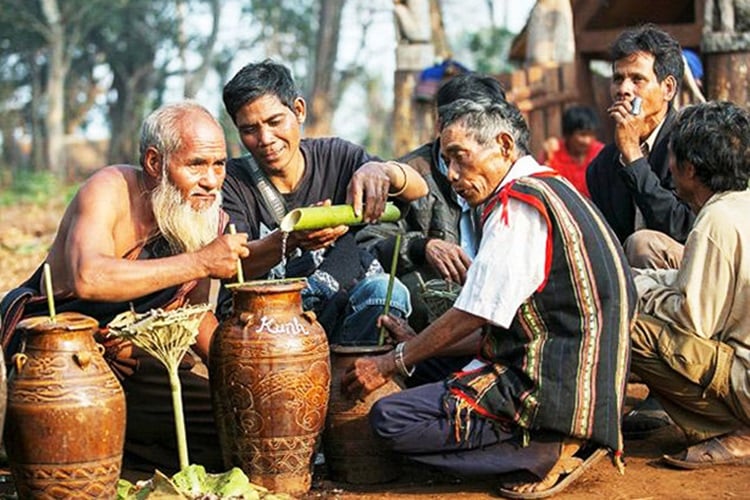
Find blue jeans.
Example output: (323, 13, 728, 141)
(334, 274, 411, 346)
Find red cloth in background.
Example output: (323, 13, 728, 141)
(544, 140, 604, 198)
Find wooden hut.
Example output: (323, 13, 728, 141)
(505, 0, 705, 155)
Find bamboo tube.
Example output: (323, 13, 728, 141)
(107, 304, 209, 471)
(43, 263, 56, 323)
(228, 224, 245, 284)
(280, 202, 401, 232)
(169, 368, 189, 470)
(378, 233, 402, 346)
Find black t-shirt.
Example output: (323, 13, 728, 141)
(222, 137, 379, 239)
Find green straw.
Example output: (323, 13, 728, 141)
(228, 224, 245, 284)
(378, 233, 402, 346)
(43, 262, 56, 323)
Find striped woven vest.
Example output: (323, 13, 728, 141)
(446, 172, 635, 454)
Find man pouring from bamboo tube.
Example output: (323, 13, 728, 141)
(220, 59, 428, 345)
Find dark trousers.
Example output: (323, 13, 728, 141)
(370, 382, 561, 479)
(121, 351, 222, 474)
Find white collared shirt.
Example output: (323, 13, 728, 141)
(437, 156, 478, 258)
(454, 156, 552, 328)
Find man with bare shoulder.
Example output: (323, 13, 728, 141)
(0, 101, 249, 473)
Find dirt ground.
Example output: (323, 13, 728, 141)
(1, 199, 750, 499)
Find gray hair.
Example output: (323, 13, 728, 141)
(438, 97, 530, 155)
(138, 101, 219, 168)
(670, 101, 750, 192)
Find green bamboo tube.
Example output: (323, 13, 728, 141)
(279, 202, 401, 232)
(169, 368, 189, 470)
(378, 233, 402, 346)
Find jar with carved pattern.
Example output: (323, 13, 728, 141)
(4, 312, 126, 499)
(209, 278, 330, 496)
(324, 344, 402, 484)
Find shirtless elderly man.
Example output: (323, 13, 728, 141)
(0, 101, 248, 473)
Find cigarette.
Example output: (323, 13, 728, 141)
(631, 97, 642, 116)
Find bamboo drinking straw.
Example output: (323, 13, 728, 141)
(378, 233, 402, 346)
(43, 262, 56, 322)
(228, 224, 245, 284)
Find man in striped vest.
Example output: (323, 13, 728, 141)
(343, 80, 636, 497)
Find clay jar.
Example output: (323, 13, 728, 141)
(324, 344, 402, 484)
(210, 278, 330, 496)
(4, 312, 126, 499)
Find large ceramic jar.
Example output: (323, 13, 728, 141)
(4, 312, 126, 499)
(209, 278, 330, 496)
(323, 344, 402, 484)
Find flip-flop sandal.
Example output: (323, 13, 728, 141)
(497, 447, 607, 499)
(662, 437, 750, 470)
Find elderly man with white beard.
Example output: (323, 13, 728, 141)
(0, 101, 249, 474)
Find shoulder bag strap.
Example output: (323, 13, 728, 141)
(242, 155, 288, 224)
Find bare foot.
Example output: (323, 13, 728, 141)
(506, 439, 582, 494)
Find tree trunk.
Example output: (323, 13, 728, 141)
(41, 0, 68, 176)
(108, 64, 157, 164)
(30, 53, 47, 173)
(305, 0, 345, 137)
(704, 51, 750, 106)
(183, 0, 221, 99)
(1, 117, 21, 182)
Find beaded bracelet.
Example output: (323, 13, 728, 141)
(394, 341, 415, 378)
(386, 161, 409, 197)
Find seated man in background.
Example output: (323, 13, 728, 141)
(344, 92, 635, 496)
(631, 101, 750, 469)
(221, 59, 428, 346)
(586, 24, 694, 268)
(540, 104, 603, 198)
(0, 101, 249, 473)
(360, 73, 505, 331)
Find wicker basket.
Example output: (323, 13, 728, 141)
(419, 277, 461, 322)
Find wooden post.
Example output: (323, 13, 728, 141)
(702, 5, 750, 107)
(703, 43, 750, 106)
(393, 0, 434, 157)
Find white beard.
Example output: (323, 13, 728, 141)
(150, 175, 222, 254)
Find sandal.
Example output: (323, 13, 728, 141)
(498, 447, 607, 499)
(663, 436, 750, 470)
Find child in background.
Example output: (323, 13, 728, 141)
(540, 105, 604, 198)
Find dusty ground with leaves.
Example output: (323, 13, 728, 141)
(1, 199, 749, 499)
(0, 199, 65, 295)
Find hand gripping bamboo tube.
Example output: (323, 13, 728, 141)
(280, 202, 401, 232)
